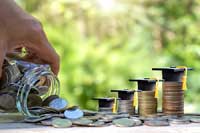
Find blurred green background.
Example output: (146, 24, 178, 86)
(16, 0, 200, 112)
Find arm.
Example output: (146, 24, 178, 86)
(0, 0, 60, 76)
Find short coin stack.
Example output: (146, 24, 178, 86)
(138, 91, 157, 117)
(162, 82, 184, 116)
(111, 90, 135, 115)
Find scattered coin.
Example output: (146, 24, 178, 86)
(112, 118, 135, 127)
(89, 121, 105, 127)
(52, 118, 72, 128)
(48, 98, 68, 110)
(0, 93, 16, 110)
(144, 120, 169, 126)
(169, 118, 190, 125)
(41, 119, 53, 126)
(64, 108, 84, 120)
(190, 118, 200, 123)
(72, 118, 93, 126)
(42, 95, 59, 106)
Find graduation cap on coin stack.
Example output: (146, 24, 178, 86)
(152, 67, 192, 90)
(92, 97, 117, 113)
(111, 89, 135, 115)
(129, 78, 159, 115)
(152, 66, 192, 116)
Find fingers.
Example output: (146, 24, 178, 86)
(26, 27, 60, 75)
(0, 41, 6, 78)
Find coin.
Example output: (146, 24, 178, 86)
(41, 119, 53, 126)
(144, 120, 169, 126)
(64, 108, 84, 120)
(190, 118, 200, 123)
(83, 110, 99, 116)
(169, 118, 190, 125)
(112, 118, 135, 127)
(72, 118, 93, 126)
(0, 93, 16, 110)
(131, 118, 142, 126)
(48, 98, 68, 110)
(27, 94, 43, 107)
(89, 121, 105, 127)
(52, 118, 72, 128)
(42, 95, 59, 106)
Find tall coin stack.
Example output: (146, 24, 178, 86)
(129, 78, 158, 117)
(111, 89, 135, 115)
(163, 82, 183, 116)
(138, 91, 157, 117)
(152, 67, 192, 116)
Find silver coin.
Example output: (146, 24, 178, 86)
(112, 118, 135, 127)
(64, 108, 84, 120)
(190, 118, 200, 123)
(89, 121, 105, 127)
(49, 98, 68, 110)
(41, 119, 53, 126)
(144, 120, 169, 126)
(52, 118, 72, 128)
(72, 118, 93, 126)
(169, 118, 190, 125)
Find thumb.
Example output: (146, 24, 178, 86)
(0, 42, 6, 78)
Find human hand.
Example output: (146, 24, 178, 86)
(0, 0, 60, 77)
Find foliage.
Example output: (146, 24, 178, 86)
(16, 0, 200, 111)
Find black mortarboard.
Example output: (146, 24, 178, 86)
(152, 67, 192, 82)
(129, 78, 159, 91)
(92, 97, 115, 108)
(111, 89, 135, 100)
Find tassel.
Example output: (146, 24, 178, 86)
(177, 66, 187, 91)
(133, 91, 138, 107)
(112, 97, 117, 113)
(154, 80, 159, 98)
(182, 75, 187, 90)
(150, 78, 159, 98)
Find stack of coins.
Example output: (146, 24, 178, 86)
(162, 82, 184, 116)
(118, 100, 135, 115)
(111, 90, 135, 115)
(138, 91, 157, 117)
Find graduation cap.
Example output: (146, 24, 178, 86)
(92, 97, 117, 113)
(129, 78, 159, 91)
(152, 66, 192, 90)
(110, 89, 135, 100)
